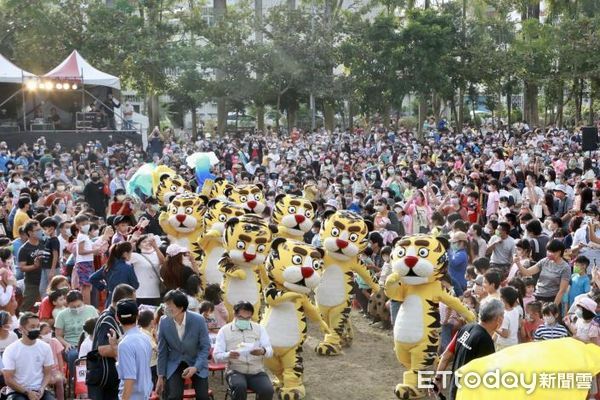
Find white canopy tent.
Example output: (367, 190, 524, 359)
(44, 50, 120, 90)
(0, 53, 35, 84)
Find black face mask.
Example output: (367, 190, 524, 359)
(26, 328, 40, 340)
(91, 176, 100, 182)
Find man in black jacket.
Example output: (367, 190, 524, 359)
(83, 171, 109, 219)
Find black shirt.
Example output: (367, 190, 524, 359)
(449, 323, 495, 400)
(141, 211, 164, 237)
(18, 241, 48, 285)
(44, 236, 60, 269)
(84, 181, 109, 218)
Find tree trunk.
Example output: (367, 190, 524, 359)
(576, 78, 583, 124)
(458, 87, 464, 127)
(450, 96, 458, 131)
(287, 105, 297, 133)
(324, 98, 335, 133)
(557, 81, 564, 128)
(506, 86, 512, 130)
(147, 94, 160, 130)
(214, 0, 227, 135)
(524, 81, 539, 126)
(417, 94, 427, 141)
(256, 104, 265, 131)
(348, 100, 354, 132)
(382, 101, 391, 128)
(191, 107, 198, 141)
(589, 79, 595, 126)
(276, 94, 281, 131)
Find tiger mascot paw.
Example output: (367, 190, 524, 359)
(315, 342, 342, 356)
(279, 386, 305, 400)
(271, 377, 282, 390)
(394, 383, 426, 400)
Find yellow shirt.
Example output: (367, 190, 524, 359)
(12, 210, 30, 238)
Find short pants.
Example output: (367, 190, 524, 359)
(75, 261, 94, 286)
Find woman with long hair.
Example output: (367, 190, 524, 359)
(160, 244, 197, 292)
(89, 241, 139, 308)
(130, 234, 165, 306)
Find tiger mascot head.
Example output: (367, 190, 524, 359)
(320, 210, 370, 260)
(203, 199, 245, 234)
(156, 173, 192, 206)
(223, 214, 275, 268)
(205, 177, 234, 201)
(225, 184, 267, 214)
(162, 193, 208, 234)
(271, 194, 317, 239)
(390, 234, 449, 286)
(267, 238, 324, 294)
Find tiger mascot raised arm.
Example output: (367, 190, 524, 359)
(151, 165, 192, 206)
(201, 177, 234, 201)
(191, 199, 245, 289)
(158, 193, 208, 249)
(385, 234, 475, 399)
(225, 184, 267, 215)
(219, 214, 275, 321)
(271, 194, 316, 241)
(314, 210, 379, 356)
(261, 238, 330, 400)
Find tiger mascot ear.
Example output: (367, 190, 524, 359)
(255, 182, 264, 191)
(159, 173, 172, 182)
(225, 217, 240, 230)
(275, 193, 287, 203)
(269, 224, 279, 235)
(364, 218, 374, 232)
(437, 236, 450, 251)
(315, 246, 325, 259)
(391, 236, 403, 247)
(270, 237, 287, 259)
(321, 209, 336, 221)
(198, 195, 209, 205)
(207, 198, 220, 208)
(310, 202, 318, 213)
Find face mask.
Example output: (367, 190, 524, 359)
(483, 227, 491, 235)
(164, 307, 173, 318)
(342, 179, 350, 185)
(370, 174, 377, 180)
(80, 224, 90, 234)
(56, 185, 65, 191)
(116, 195, 125, 202)
(495, 230, 501, 236)
(520, 223, 526, 231)
(575, 309, 583, 319)
(14, 178, 22, 184)
(573, 266, 582, 274)
(91, 176, 100, 182)
(451, 243, 460, 251)
(235, 319, 251, 331)
(26, 328, 40, 341)
(382, 192, 389, 199)
(375, 205, 385, 212)
(119, 173, 126, 179)
(41, 332, 52, 342)
(543, 316, 555, 325)
(36, 230, 44, 241)
(387, 168, 394, 174)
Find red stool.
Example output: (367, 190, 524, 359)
(209, 359, 227, 384)
(151, 388, 214, 400)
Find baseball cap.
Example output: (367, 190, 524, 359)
(325, 199, 338, 210)
(553, 184, 567, 194)
(116, 299, 139, 320)
(574, 296, 597, 315)
(166, 244, 189, 257)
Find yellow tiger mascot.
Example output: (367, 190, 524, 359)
(385, 234, 475, 399)
(225, 184, 267, 215)
(158, 193, 208, 249)
(152, 165, 192, 206)
(271, 194, 316, 241)
(219, 214, 274, 321)
(191, 199, 245, 289)
(314, 210, 379, 356)
(262, 238, 331, 400)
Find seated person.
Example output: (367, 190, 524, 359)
(213, 301, 274, 400)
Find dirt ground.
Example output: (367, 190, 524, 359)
(208, 311, 438, 400)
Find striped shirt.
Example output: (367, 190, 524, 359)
(533, 323, 569, 341)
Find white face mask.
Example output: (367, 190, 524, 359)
(543, 315, 556, 325)
(80, 224, 90, 234)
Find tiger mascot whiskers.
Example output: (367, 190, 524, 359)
(261, 238, 330, 400)
(385, 234, 475, 399)
(158, 193, 207, 249)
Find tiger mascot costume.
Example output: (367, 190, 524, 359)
(159, 192, 208, 249)
(219, 214, 275, 321)
(271, 194, 316, 241)
(385, 234, 475, 399)
(261, 238, 330, 400)
(201, 177, 234, 201)
(314, 210, 379, 356)
(151, 165, 192, 206)
(225, 184, 267, 215)
(191, 199, 245, 289)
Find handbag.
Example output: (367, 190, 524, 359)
(140, 253, 167, 297)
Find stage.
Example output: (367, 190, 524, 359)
(0, 129, 143, 148)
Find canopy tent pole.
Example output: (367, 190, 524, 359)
(21, 70, 26, 132)
(81, 68, 85, 111)
(0, 88, 22, 109)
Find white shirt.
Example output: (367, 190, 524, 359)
(496, 306, 521, 347)
(175, 312, 187, 341)
(129, 252, 161, 299)
(79, 335, 93, 359)
(75, 233, 93, 263)
(2, 339, 54, 392)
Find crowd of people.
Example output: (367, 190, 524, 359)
(0, 120, 596, 399)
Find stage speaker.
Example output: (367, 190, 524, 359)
(582, 127, 598, 152)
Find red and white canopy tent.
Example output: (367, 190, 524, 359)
(44, 50, 120, 90)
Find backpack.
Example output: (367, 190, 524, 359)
(86, 311, 121, 387)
